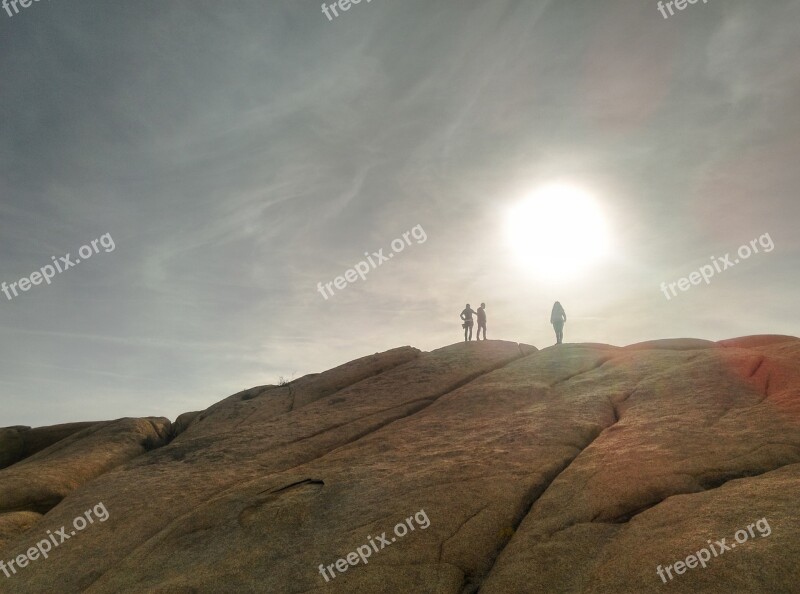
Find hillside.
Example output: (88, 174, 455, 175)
(1, 337, 799, 593)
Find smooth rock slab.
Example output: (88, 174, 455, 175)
(0, 337, 797, 594)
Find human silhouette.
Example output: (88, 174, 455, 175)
(460, 304, 476, 342)
(551, 301, 566, 345)
(476, 303, 487, 340)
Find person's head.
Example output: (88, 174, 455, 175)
(466, 304, 470, 308)
(480, 303, 485, 308)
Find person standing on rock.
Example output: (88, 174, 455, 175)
(551, 301, 566, 345)
(476, 303, 487, 340)
(460, 304, 476, 342)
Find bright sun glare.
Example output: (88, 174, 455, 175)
(506, 184, 611, 281)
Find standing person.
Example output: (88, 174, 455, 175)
(551, 301, 567, 345)
(476, 303, 487, 340)
(460, 304, 477, 342)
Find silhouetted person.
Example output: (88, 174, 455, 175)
(551, 301, 566, 345)
(476, 303, 487, 340)
(460, 304, 476, 341)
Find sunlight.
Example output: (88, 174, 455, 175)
(506, 184, 611, 281)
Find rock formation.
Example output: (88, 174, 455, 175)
(1, 337, 798, 593)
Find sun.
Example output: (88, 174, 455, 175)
(506, 184, 611, 281)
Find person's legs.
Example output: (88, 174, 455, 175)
(468, 323, 473, 341)
(477, 324, 485, 340)
(464, 324, 468, 342)
(553, 322, 564, 344)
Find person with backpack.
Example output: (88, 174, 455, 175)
(460, 304, 477, 342)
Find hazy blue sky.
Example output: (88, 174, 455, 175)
(1, 0, 798, 426)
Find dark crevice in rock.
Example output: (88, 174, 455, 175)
(470, 422, 611, 590)
(550, 357, 614, 388)
(542, 388, 800, 540)
(470, 358, 702, 584)
(281, 399, 435, 448)
(141, 435, 163, 452)
(467, 449, 604, 594)
(608, 389, 636, 424)
(447, 504, 491, 594)
(313, 402, 433, 453)
(543, 455, 800, 547)
(749, 356, 765, 377)
(747, 356, 772, 402)
(696, 444, 800, 488)
(608, 398, 619, 424)
(389, 353, 532, 419)
(276, 351, 530, 453)
(4, 496, 65, 516)
(593, 501, 659, 524)
(253, 401, 438, 480)
(259, 478, 324, 496)
(440, 504, 490, 563)
(139, 420, 176, 459)
(146, 419, 174, 449)
(471, 370, 654, 591)
(197, 354, 421, 440)
(591, 459, 800, 530)
(284, 351, 424, 416)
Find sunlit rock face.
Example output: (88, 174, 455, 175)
(1, 336, 798, 593)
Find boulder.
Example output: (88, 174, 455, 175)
(0, 418, 171, 515)
(0, 427, 27, 470)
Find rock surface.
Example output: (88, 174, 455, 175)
(0, 418, 171, 516)
(0, 428, 25, 470)
(0, 336, 798, 593)
(0, 422, 100, 470)
(0, 512, 41, 549)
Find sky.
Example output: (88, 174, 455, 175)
(1, 0, 798, 427)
